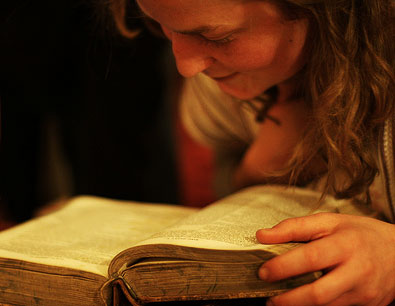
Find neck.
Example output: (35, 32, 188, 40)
(276, 76, 301, 103)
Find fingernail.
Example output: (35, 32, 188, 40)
(256, 228, 271, 238)
(266, 298, 274, 306)
(259, 267, 269, 280)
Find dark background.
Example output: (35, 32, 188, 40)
(0, 0, 180, 222)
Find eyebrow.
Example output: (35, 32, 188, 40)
(176, 26, 220, 35)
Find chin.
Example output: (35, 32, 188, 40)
(217, 83, 263, 100)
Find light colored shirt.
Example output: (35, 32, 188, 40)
(180, 73, 395, 222)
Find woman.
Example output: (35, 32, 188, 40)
(111, 0, 395, 305)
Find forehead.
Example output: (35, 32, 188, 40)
(136, 0, 249, 25)
(136, 0, 282, 31)
(136, 0, 245, 14)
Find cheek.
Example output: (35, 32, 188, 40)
(217, 38, 278, 71)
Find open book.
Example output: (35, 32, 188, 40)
(0, 185, 369, 306)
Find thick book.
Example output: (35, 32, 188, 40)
(0, 185, 369, 306)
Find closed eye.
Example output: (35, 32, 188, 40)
(204, 35, 234, 45)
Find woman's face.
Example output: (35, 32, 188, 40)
(137, 0, 309, 100)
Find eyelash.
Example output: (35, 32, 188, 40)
(201, 35, 234, 46)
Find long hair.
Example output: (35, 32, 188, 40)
(109, 0, 394, 200)
(277, 0, 394, 200)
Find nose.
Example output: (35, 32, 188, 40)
(170, 32, 215, 77)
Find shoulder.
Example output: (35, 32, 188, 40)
(181, 73, 233, 108)
(179, 73, 260, 149)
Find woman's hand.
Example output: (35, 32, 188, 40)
(256, 213, 395, 306)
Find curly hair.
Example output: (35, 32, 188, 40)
(108, 0, 394, 201)
(277, 0, 394, 200)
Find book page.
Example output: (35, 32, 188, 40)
(136, 185, 364, 252)
(0, 196, 196, 276)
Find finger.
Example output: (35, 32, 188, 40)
(256, 213, 340, 244)
(267, 262, 359, 306)
(373, 293, 395, 306)
(259, 233, 346, 281)
(325, 292, 376, 306)
(326, 285, 395, 306)
(324, 292, 359, 306)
